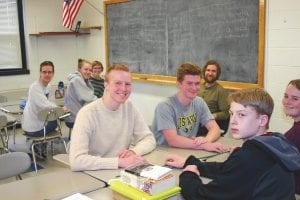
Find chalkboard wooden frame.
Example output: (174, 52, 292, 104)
(104, 0, 265, 90)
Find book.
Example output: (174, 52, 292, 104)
(125, 163, 173, 180)
(120, 170, 176, 195)
(109, 179, 181, 200)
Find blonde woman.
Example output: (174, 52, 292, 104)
(64, 59, 97, 129)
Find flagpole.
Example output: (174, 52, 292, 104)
(84, 0, 104, 15)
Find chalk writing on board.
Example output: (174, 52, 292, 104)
(106, 0, 261, 84)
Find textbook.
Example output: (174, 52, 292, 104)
(109, 179, 181, 200)
(125, 163, 173, 180)
(120, 170, 176, 195)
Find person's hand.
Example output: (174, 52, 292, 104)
(199, 142, 230, 153)
(62, 106, 69, 112)
(183, 165, 200, 176)
(118, 154, 145, 168)
(165, 154, 186, 168)
(194, 136, 209, 145)
(118, 149, 136, 158)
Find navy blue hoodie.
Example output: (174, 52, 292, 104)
(179, 132, 300, 200)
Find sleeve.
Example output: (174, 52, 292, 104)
(72, 78, 97, 103)
(130, 105, 156, 155)
(69, 107, 119, 171)
(29, 84, 57, 111)
(215, 87, 230, 120)
(180, 152, 251, 200)
(154, 102, 177, 132)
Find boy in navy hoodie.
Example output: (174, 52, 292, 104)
(165, 88, 300, 200)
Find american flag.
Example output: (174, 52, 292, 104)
(62, 0, 84, 30)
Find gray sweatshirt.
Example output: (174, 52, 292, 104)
(64, 72, 97, 123)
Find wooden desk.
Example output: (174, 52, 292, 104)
(0, 169, 105, 200)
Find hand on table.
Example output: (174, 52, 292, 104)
(199, 142, 230, 153)
(183, 165, 200, 176)
(118, 154, 145, 168)
(118, 149, 136, 158)
(165, 154, 186, 168)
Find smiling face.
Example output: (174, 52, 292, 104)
(78, 62, 92, 80)
(204, 64, 218, 83)
(92, 64, 103, 77)
(283, 84, 300, 122)
(177, 75, 201, 104)
(229, 102, 267, 140)
(105, 70, 132, 109)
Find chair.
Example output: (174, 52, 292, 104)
(25, 107, 68, 174)
(0, 152, 31, 180)
(0, 115, 9, 153)
(0, 95, 8, 103)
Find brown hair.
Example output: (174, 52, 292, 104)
(228, 88, 274, 129)
(203, 60, 221, 79)
(92, 60, 103, 71)
(177, 62, 202, 82)
(105, 64, 130, 82)
(288, 79, 300, 90)
(40, 61, 54, 72)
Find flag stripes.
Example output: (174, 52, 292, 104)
(62, 0, 84, 30)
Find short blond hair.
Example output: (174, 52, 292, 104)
(229, 88, 274, 129)
(105, 64, 130, 82)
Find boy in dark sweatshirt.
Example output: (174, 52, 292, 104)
(165, 88, 300, 200)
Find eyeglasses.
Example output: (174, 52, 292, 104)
(41, 71, 53, 74)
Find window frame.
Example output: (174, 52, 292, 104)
(0, 0, 29, 76)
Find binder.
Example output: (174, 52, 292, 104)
(109, 179, 181, 200)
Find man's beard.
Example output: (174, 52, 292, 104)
(204, 75, 217, 83)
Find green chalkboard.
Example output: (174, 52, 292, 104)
(104, 0, 265, 89)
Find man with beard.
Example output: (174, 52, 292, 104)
(198, 60, 230, 136)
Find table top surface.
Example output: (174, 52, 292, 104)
(0, 169, 105, 200)
(5, 137, 243, 200)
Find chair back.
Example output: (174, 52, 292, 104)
(0, 115, 8, 128)
(0, 95, 7, 103)
(0, 152, 31, 180)
(37, 107, 64, 122)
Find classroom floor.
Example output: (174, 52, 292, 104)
(0, 123, 70, 186)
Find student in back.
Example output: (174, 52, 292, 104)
(22, 61, 58, 137)
(64, 59, 97, 129)
(89, 60, 105, 98)
(165, 88, 300, 200)
(283, 79, 300, 195)
(197, 60, 230, 136)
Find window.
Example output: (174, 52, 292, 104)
(0, 0, 28, 76)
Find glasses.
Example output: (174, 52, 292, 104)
(41, 71, 53, 74)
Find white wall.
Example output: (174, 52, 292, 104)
(0, 0, 299, 133)
(0, 0, 105, 92)
(265, 0, 300, 132)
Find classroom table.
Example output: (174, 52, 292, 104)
(0, 169, 106, 200)
(0, 100, 23, 115)
(53, 136, 243, 199)
(0, 111, 17, 152)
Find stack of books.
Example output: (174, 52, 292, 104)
(109, 163, 181, 200)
